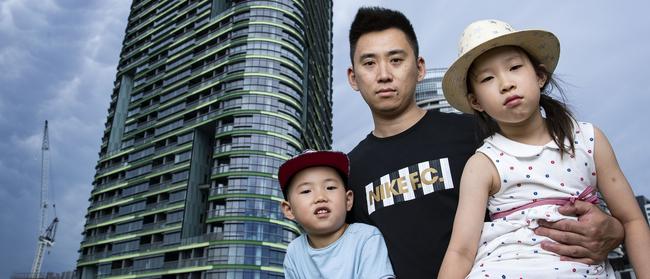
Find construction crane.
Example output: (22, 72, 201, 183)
(30, 120, 59, 278)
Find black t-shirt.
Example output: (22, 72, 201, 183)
(348, 110, 479, 278)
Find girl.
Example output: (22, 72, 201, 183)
(438, 19, 650, 278)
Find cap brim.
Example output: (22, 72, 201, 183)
(278, 151, 350, 192)
(442, 30, 560, 114)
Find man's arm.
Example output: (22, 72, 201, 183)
(535, 125, 629, 264)
(535, 201, 623, 264)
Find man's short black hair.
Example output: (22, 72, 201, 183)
(348, 6, 420, 65)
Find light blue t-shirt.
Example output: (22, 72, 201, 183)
(283, 223, 394, 279)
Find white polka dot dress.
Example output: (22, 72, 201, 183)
(466, 122, 614, 278)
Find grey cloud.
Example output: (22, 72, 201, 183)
(0, 47, 36, 80)
(1, 0, 649, 277)
(0, 0, 129, 276)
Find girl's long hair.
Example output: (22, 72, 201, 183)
(467, 47, 576, 157)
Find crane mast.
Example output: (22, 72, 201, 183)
(30, 120, 58, 278)
(39, 121, 49, 237)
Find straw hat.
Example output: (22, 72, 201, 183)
(442, 19, 560, 114)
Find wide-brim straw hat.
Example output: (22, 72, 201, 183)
(442, 19, 560, 114)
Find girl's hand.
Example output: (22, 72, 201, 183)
(533, 200, 624, 264)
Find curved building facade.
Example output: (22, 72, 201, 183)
(415, 68, 459, 114)
(77, 0, 332, 278)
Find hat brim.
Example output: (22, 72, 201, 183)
(442, 30, 560, 114)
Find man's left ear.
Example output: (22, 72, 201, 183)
(347, 66, 359, 91)
(416, 57, 426, 82)
(345, 190, 354, 212)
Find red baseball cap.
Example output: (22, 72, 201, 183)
(278, 150, 350, 195)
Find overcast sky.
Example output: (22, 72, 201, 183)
(1, 0, 648, 276)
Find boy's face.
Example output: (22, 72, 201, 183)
(281, 166, 353, 238)
(347, 27, 425, 118)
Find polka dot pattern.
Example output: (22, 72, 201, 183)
(469, 122, 612, 278)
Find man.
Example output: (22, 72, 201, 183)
(345, 7, 624, 278)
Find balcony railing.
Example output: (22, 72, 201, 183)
(141, 221, 167, 231)
(96, 162, 128, 176)
(82, 232, 116, 244)
(78, 233, 229, 265)
(207, 208, 284, 220)
(92, 180, 125, 193)
(78, 250, 110, 262)
(212, 164, 278, 175)
(89, 196, 123, 209)
(162, 258, 207, 269)
(86, 213, 121, 226)
(103, 258, 208, 278)
(210, 185, 282, 198)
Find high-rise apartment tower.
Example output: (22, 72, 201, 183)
(76, 1, 333, 278)
(415, 68, 459, 113)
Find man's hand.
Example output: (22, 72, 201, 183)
(534, 200, 624, 264)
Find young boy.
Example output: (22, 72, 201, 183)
(278, 150, 394, 279)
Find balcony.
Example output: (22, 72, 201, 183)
(82, 232, 116, 244)
(153, 144, 182, 157)
(210, 185, 282, 198)
(107, 266, 133, 277)
(78, 250, 110, 262)
(146, 180, 173, 193)
(150, 162, 177, 174)
(92, 180, 125, 194)
(138, 242, 164, 252)
(96, 162, 128, 176)
(215, 124, 234, 134)
(144, 200, 173, 212)
(163, 258, 207, 269)
(124, 118, 158, 134)
(105, 258, 208, 277)
(119, 54, 148, 73)
(86, 213, 121, 226)
(89, 196, 123, 209)
(207, 208, 284, 220)
(212, 163, 278, 176)
(141, 221, 167, 232)
(78, 233, 226, 265)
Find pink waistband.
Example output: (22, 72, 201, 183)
(489, 186, 599, 220)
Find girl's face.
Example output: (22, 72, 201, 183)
(467, 46, 547, 126)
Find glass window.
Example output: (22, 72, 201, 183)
(172, 170, 189, 182)
(116, 220, 143, 234)
(133, 256, 164, 271)
(164, 231, 181, 245)
(175, 151, 192, 163)
(169, 190, 187, 203)
(125, 164, 152, 179)
(167, 210, 184, 224)
(112, 239, 140, 254)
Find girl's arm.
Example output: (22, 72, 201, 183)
(438, 153, 497, 279)
(593, 126, 650, 277)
